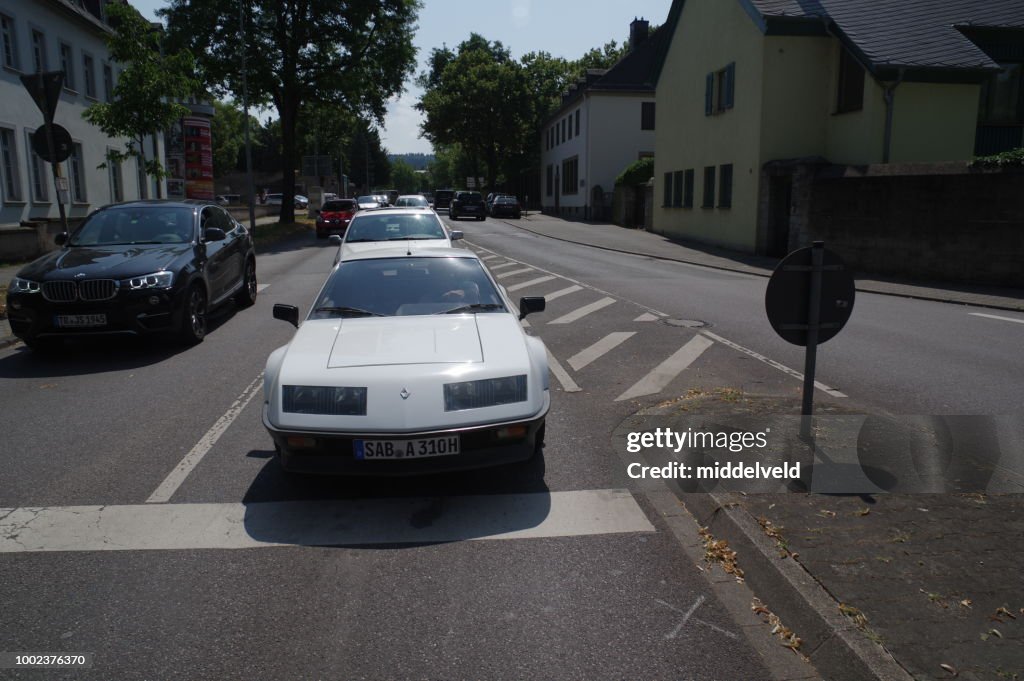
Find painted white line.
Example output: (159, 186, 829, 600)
(616, 336, 714, 402)
(481, 255, 501, 261)
(543, 284, 583, 302)
(256, 284, 270, 293)
(547, 349, 582, 393)
(549, 296, 617, 325)
(507, 275, 557, 292)
(634, 312, 659, 322)
(568, 332, 636, 371)
(970, 312, 1024, 325)
(0, 490, 653, 553)
(488, 262, 520, 271)
(146, 374, 264, 503)
(521, 319, 531, 328)
(496, 267, 535, 280)
(702, 331, 847, 398)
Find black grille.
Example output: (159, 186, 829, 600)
(42, 281, 77, 303)
(79, 279, 117, 301)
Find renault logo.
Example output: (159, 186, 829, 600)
(400, 388, 410, 400)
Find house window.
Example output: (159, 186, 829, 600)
(1, 13, 18, 70)
(1, 127, 22, 201)
(683, 169, 694, 208)
(718, 164, 733, 208)
(979, 63, 1023, 124)
(836, 48, 864, 113)
(82, 53, 96, 98)
(702, 166, 715, 208)
(60, 42, 74, 90)
(561, 118, 566, 143)
(561, 157, 578, 195)
(662, 172, 672, 207)
(575, 109, 580, 136)
(641, 102, 655, 130)
(672, 171, 683, 208)
(30, 29, 45, 72)
(103, 63, 113, 102)
(29, 144, 48, 201)
(68, 142, 86, 203)
(546, 164, 553, 197)
(705, 63, 735, 115)
(109, 154, 123, 203)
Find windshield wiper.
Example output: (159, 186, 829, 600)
(436, 303, 505, 315)
(313, 306, 385, 317)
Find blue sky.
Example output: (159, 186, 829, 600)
(133, 0, 672, 153)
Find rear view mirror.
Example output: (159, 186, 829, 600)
(273, 303, 299, 327)
(518, 296, 545, 320)
(204, 227, 227, 242)
(450, 230, 463, 241)
(54, 232, 68, 246)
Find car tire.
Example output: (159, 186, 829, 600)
(235, 258, 258, 308)
(179, 283, 208, 345)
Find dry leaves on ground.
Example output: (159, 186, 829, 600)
(698, 526, 744, 581)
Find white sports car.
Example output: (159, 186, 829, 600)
(263, 248, 549, 474)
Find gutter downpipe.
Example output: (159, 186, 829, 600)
(882, 68, 906, 164)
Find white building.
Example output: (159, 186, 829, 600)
(0, 0, 164, 229)
(540, 18, 663, 220)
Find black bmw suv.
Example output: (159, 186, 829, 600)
(5, 200, 257, 350)
(449, 191, 485, 221)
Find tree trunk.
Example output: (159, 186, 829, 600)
(137, 135, 149, 200)
(279, 98, 297, 224)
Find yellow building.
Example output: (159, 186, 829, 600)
(651, 0, 1024, 255)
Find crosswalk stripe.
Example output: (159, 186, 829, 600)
(547, 349, 582, 392)
(549, 297, 617, 325)
(543, 285, 583, 302)
(634, 312, 659, 322)
(0, 490, 654, 553)
(489, 262, 520, 270)
(481, 255, 500, 261)
(507, 275, 556, 292)
(496, 267, 535, 280)
(568, 332, 636, 371)
(615, 335, 714, 401)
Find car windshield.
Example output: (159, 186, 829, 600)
(310, 256, 506, 318)
(68, 206, 195, 246)
(344, 213, 447, 242)
(323, 200, 356, 211)
(459, 192, 482, 201)
(356, 195, 377, 203)
(396, 196, 428, 207)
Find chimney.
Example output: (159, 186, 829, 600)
(629, 17, 650, 51)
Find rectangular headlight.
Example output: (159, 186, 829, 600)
(444, 375, 527, 412)
(282, 386, 367, 415)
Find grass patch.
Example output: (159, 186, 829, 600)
(253, 219, 314, 247)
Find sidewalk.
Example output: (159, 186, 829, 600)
(510, 212, 1024, 312)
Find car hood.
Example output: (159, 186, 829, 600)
(17, 244, 192, 281)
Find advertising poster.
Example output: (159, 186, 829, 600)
(183, 116, 214, 200)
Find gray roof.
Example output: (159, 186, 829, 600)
(743, 0, 1024, 73)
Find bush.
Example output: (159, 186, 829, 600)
(970, 147, 1024, 168)
(615, 157, 654, 186)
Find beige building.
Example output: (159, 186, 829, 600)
(651, 0, 1024, 255)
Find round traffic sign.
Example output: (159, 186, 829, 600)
(765, 244, 855, 346)
(31, 124, 73, 164)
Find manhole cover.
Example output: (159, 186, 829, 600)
(661, 318, 710, 328)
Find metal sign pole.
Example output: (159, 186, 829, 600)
(800, 241, 825, 441)
(44, 122, 70, 236)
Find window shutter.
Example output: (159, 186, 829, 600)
(724, 63, 735, 109)
(705, 73, 714, 115)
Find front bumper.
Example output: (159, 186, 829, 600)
(263, 402, 548, 475)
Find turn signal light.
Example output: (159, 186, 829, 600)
(495, 426, 527, 441)
(286, 436, 317, 449)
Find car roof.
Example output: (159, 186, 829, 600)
(105, 199, 216, 209)
(338, 246, 480, 263)
(351, 207, 440, 217)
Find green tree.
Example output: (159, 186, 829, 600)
(210, 100, 248, 176)
(161, 0, 419, 221)
(390, 159, 418, 194)
(82, 2, 198, 198)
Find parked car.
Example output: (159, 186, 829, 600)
(316, 198, 359, 239)
(6, 200, 257, 350)
(263, 248, 549, 474)
(449, 191, 485, 221)
(266, 193, 309, 209)
(433, 189, 454, 210)
(394, 195, 430, 208)
(332, 208, 462, 265)
(356, 195, 382, 210)
(490, 195, 522, 219)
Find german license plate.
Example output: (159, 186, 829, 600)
(354, 436, 461, 460)
(55, 314, 107, 328)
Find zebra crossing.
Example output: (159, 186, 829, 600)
(470, 242, 847, 403)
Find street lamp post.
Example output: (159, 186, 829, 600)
(239, 0, 257, 241)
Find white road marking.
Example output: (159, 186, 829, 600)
(655, 596, 738, 641)
(488, 262, 520, 271)
(702, 331, 847, 398)
(634, 312, 660, 322)
(616, 336, 714, 402)
(549, 297, 617, 325)
(146, 374, 264, 504)
(521, 319, 531, 328)
(507, 275, 557, 292)
(543, 285, 583, 302)
(496, 267, 535, 279)
(568, 332, 636, 371)
(970, 312, 1024, 325)
(0, 490, 653, 553)
(547, 349, 582, 392)
(481, 255, 501, 261)
(256, 284, 270, 293)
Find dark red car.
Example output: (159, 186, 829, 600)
(316, 199, 358, 239)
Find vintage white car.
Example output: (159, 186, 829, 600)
(263, 248, 549, 474)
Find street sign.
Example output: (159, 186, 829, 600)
(765, 244, 855, 346)
(31, 124, 73, 164)
(20, 71, 65, 123)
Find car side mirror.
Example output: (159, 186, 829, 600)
(329, 235, 342, 246)
(273, 303, 299, 327)
(450, 230, 463, 241)
(54, 232, 68, 246)
(204, 227, 227, 242)
(518, 296, 545, 320)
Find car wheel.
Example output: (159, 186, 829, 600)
(179, 283, 208, 345)
(235, 258, 257, 308)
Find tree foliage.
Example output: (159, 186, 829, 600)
(82, 2, 198, 198)
(161, 0, 419, 221)
(390, 159, 419, 194)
